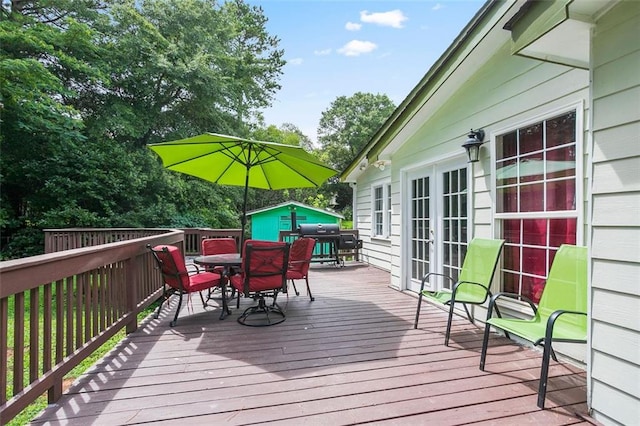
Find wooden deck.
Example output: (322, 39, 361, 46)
(31, 263, 593, 425)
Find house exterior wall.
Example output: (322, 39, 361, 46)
(352, 168, 393, 272)
(345, 0, 639, 420)
(589, 2, 640, 424)
(390, 41, 590, 297)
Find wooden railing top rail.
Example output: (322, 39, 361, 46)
(1, 230, 183, 299)
(0, 229, 185, 424)
(44, 228, 243, 256)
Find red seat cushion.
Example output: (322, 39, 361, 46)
(187, 271, 222, 292)
(286, 270, 305, 280)
(152, 245, 221, 292)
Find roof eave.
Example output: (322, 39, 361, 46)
(340, 0, 499, 182)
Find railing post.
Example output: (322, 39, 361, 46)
(125, 258, 138, 334)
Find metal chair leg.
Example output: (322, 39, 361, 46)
(444, 300, 455, 346)
(414, 291, 424, 329)
(479, 322, 491, 370)
(537, 337, 553, 409)
(305, 277, 314, 301)
(170, 292, 183, 327)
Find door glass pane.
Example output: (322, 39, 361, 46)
(441, 167, 468, 288)
(411, 177, 430, 282)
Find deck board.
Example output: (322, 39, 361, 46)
(31, 263, 592, 425)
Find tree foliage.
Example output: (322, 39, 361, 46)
(0, 0, 393, 260)
(317, 92, 396, 210)
(0, 0, 285, 258)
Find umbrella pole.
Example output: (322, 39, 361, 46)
(240, 166, 250, 250)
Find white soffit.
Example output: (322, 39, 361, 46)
(518, 18, 591, 69)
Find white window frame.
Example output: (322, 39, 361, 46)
(371, 181, 392, 239)
(491, 103, 584, 303)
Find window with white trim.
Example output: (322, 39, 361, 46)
(495, 110, 578, 303)
(372, 183, 391, 238)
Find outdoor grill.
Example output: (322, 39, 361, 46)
(298, 223, 340, 237)
(298, 223, 341, 265)
(297, 224, 362, 266)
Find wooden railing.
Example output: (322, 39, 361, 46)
(0, 229, 187, 424)
(181, 228, 243, 255)
(279, 230, 362, 265)
(45, 228, 243, 256)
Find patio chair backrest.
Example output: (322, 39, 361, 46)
(289, 237, 316, 275)
(239, 240, 290, 294)
(202, 237, 237, 255)
(536, 244, 588, 329)
(456, 238, 505, 302)
(150, 245, 189, 290)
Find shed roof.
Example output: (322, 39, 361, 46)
(246, 201, 344, 219)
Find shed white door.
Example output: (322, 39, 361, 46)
(406, 161, 469, 293)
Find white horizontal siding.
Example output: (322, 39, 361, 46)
(591, 380, 640, 426)
(353, 170, 392, 272)
(592, 193, 640, 226)
(592, 259, 640, 296)
(591, 157, 640, 194)
(592, 321, 640, 365)
(592, 49, 640, 98)
(592, 5, 640, 68)
(589, 2, 640, 423)
(592, 121, 640, 163)
(592, 351, 640, 408)
(591, 288, 640, 332)
(591, 227, 640, 264)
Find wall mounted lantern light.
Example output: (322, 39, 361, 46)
(372, 160, 391, 171)
(462, 129, 485, 163)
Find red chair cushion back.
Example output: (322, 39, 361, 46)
(288, 237, 316, 275)
(151, 245, 189, 290)
(202, 237, 237, 255)
(232, 240, 289, 293)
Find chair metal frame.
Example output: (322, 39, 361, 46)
(479, 244, 588, 409)
(147, 244, 222, 327)
(414, 238, 506, 346)
(286, 237, 317, 301)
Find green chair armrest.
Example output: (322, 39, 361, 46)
(535, 309, 588, 346)
(486, 291, 538, 321)
(421, 289, 454, 305)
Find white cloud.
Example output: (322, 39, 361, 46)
(288, 57, 303, 65)
(345, 21, 361, 31)
(432, 3, 444, 11)
(360, 9, 408, 29)
(337, 40, 378, 57)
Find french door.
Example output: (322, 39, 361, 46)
(406, 160, 469, 293)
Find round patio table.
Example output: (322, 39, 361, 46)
(194, 253, 242, 320)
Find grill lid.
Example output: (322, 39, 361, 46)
(298, 223, 340, 235)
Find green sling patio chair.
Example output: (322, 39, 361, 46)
(413, 238, 505, 346)
(479, 244, 588, 409)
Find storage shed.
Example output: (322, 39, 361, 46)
(247, 201, 343, 242)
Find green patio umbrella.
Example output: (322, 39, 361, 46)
(147, 133, 336, 245)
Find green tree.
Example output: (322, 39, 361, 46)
(0, 0, 286, 258)
(0, 0, 107, 256)
(79, 0, 285, 147)
(317, 92, 395, 210)
(249, 123, 329, 210)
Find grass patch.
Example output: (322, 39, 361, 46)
(6, 298, 159, 426)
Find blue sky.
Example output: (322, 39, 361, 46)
(247, 0, 484, 143)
